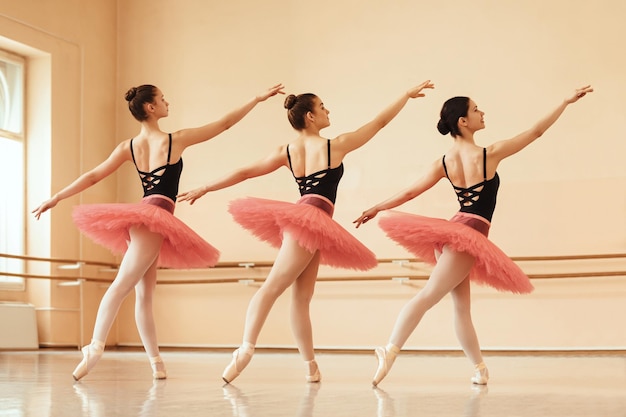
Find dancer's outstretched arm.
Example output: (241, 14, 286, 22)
(32, 141, 131, 219)
(353, 159, 444, 228)
(175, 83, 285, 148)
(332, 80, 434, 158)
(489, 85, 593, 162)
(177, 145, 287, 205)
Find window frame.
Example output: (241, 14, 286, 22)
(0, 48, 26, 291)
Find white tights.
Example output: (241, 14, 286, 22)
(242, 232, 320, 361)
(388, 246, 484, 365)
(91, 225, 164, 359)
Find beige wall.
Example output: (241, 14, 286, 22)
(1, 0, 624, 350)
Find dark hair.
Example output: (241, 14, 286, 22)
(125, 85, 157, 121)
(437, 96, 469, 138)
(284, 93, 317, 130)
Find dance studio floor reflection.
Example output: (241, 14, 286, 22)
(0, 350, 624, 416)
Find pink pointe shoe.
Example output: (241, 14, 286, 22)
(372, 345, 399, 387)
(222, 343, 254, 384)
(471, 362, 489, 385)
(150, 356, 167, 380)
(72, 340, 105, 381)
(305, 360, 321, 383)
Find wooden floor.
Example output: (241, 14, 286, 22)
(0, 349, 624, 416)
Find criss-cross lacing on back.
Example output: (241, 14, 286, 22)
(443, 147, 500, 222)
(287, 139, 343, 204)
(130, 133, 183, 201)
(138, 167, 166, 192)
(453, 182, 485, 208)
(295, 172, 327, 194)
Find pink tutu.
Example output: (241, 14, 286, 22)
(228, 194, 378, 271)
(378, 211, 533, 294)
(72, 195, 220, 269)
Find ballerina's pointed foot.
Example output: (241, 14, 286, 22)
(222, 343, 254, 384)
(372, 345, 399, 387)
(72, 340, 105, 381)
(150, 356, 167, 380)
(471, 362, 489, 385)
(305, 360, 321, 383)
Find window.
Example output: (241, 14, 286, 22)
(0, 49, 25, 290)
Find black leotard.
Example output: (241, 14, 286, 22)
(443, 147, 499, 222)
(287, 139, 343, 204)
(130, 133, 183, 202)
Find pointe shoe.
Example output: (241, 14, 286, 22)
(222, 344, 254, 384)
(471, 362, 489, 385)
(150, 356, 167, 380)
(72, 340, 104, 381)
(372, 346, 398, 387)
(305, 360, 321, 383)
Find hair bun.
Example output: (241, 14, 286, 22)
(125, 87, 137, 102)
(437, 118, 451, 135)
(284, 94, 297, 110)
